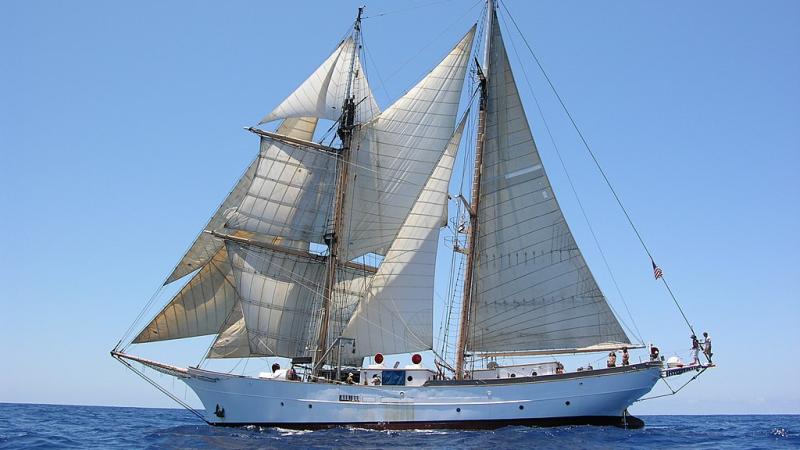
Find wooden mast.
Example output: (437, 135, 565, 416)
(313, 7, 364, 376)
(454, 0, 494, 380)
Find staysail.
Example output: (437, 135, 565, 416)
(133, 246, 238, 343)
(340, 26, 476, 260)
(341, 115, 467, 359)
(465, 14, 629, 353)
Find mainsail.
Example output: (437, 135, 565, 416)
(341, 115, 467, 359)
(465, 13, 629, 353)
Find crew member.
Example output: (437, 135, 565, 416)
(650, 345, 660, 361)
(346, 372, 355, 384)
(691, 335, 701, 365)
(607, 352, 617, 368)
(371, 374, 381, 385)
(622, 347, 630, 366)
(703, 331, 713, 363)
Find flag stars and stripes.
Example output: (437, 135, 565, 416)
(651, 260, 663, 280)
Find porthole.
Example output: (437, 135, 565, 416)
(308, 404, 313, 409)
(510, 373, 516, 378)
(531, 371, 537, 377)
(565, 401, 571, 406)
(519, 405, 524, 410)
(280, 402, 284, 407)
(456, 408, 461, 413)
(407, 376, 413, 382)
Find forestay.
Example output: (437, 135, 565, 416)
(467, 16, 629, 353)
(259, 37, 380, 124)
(341, 26, 476, 260)
(341, 115, 467, 360)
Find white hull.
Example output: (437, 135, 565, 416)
(183, 363, 661, 429)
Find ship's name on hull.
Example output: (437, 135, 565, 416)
(339, 395, 360, 402)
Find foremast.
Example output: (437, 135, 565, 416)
(454, 0, 494, 380)
(313, 7, 364, 375)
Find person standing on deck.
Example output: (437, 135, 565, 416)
(607, 352, 617, 368)
(703, 332, 713, 363)
(622, 347, 630, 366)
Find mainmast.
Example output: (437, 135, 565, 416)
(454, 0, 494, 380)
(313, 7, 364, 375)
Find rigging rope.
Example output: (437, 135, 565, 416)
(113, 356, 209, 424)
(636, 366, 709, 402)
(499, 0, 697, 336)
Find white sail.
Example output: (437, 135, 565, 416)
(134, 247, 238, 343)
(260, 37, 380, 124)
(208, 260, 372, 358)
(341, 115, 466, 359)
(341, 26, 476, 259)
(165, 118, 318, 284)
(467, 15, 629, 353)
(207, 301, 250, 359)
(224, 137, 338, 242)
(226, 242, 325, 358)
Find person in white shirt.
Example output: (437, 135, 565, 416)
(702, 332, 713, 363)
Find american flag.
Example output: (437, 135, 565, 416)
(652, 260, 663, 280)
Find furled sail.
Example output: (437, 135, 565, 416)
(466, 16, 629, 353)
(341, 26, 476, 260)
(164, 117, 318, 284)
(133, 247, 238, 343)
(259, 37, 380, 124)
(224, 137, 338, 242)
(341, 114, 466, 359)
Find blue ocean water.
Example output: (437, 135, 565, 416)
(0, 403, 796, 449)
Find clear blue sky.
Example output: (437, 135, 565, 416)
(1, 1, 797, 415)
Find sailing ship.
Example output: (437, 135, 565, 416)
(113, 1, 712, 429)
